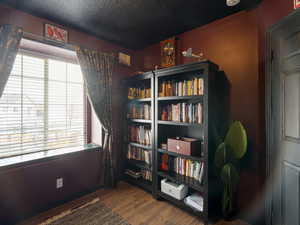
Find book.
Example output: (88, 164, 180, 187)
(128, 87, 151, 99)
(160, 103, 202, 124)
(128, 125, 151, 145)
(127, 144, 152, 166)
(128, 103, 151, 120)
(158, 77, 204, 97)
(161, 156, 205, 184)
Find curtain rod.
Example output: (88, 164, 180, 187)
(23, 31, 78, 52)
(22, 31, 118, 60)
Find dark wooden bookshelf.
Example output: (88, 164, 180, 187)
(123, 62, 230, 224)
(123, 71, 155, 195)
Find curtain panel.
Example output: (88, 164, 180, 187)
(76, 47, 116, 187)
(0, 25, 23, 98)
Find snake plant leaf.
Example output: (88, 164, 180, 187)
(220, 163, 239, 189)
(214, 142, 235, 169)
(224, 121, 247, 159)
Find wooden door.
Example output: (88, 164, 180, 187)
(267, 9, 300, 225)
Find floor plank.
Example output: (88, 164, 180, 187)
(18, 182, 250, 225)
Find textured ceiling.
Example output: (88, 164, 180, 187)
(0, 0, 261, 49)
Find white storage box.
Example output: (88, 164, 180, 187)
(161, 178, 188, 200)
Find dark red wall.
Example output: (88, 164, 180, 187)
(0, 0, 295, 223)
(0, 3, 138, 179)
(0, 4, 138, 224)
(0, 150, 104, 225)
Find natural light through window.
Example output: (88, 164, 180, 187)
(0, 53, 86, 158)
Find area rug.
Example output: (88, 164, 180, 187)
(39, 198, 131, 225)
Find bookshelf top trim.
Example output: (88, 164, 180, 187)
(124, 71, 153, 82)
(157, 149, 204, 161)
(154, 61, 218, 78)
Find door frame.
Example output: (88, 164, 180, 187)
(266, 8, 300, 225)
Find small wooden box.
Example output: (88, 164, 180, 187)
(167, 137, 201, 156)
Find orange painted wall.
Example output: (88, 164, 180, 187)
(136, 0, 294, 221)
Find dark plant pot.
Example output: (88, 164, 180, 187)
(222, 190, 238, 221)
(223, 209, 237, 221)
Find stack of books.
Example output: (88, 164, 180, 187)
(128, 125, 151, 146)
(128, 87, 151, 99)
(127, 145, 152, 166)
(128, 103, 151, 120)
(125, 169, 141, 179)
(161, 103, 202, 124)
(125, 169, 152, 182)
(159, 78, 204, 97)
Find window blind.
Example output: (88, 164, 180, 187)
(0, 53, 86, 158)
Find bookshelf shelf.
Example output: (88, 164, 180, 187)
(128, 142, 152, 150)
(157, 191, 205, 218)
(124, 174, 152, 193)
(157, 171, 204, 192)
(157, 120, 203, 127)
(157, 149, 203, 161)
(128, 98, 152, 102)
(129, 119, 152, 124)
(157, 95, 203, 101)
(127, 159, 151, 171)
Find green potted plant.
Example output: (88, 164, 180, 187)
(214, 121, 247, 218)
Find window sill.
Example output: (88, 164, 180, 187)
(0, 144, 102, 172)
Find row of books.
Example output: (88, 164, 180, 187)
(128, 104, 151, 120)
(173, 157, 205, 184)
(128, 125, 151, 146)
(161, 103, 202, 124)
(159, 78, 204, 97)
(128, 87, 151, 99)
(127, 145, 152, 166)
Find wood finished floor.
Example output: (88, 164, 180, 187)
(18, 182, 250, 225)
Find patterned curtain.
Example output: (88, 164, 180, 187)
(76, 47, 117, 187)
(0, 25, 23, 98)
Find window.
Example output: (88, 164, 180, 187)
(0, 52, 86, 158)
